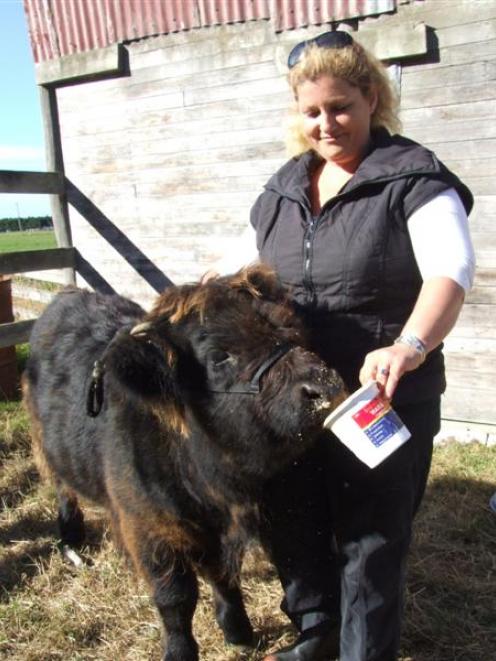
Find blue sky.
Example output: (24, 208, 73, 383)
(0, 0, 50, 218)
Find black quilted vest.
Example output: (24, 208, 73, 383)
(251, 130, 473, 406)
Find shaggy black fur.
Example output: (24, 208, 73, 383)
(24, 265, 345, 661)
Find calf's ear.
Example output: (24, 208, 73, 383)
(105, 328, 179, 404)
(226, 264, 289, 304)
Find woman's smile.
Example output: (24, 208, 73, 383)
(296, 75, 377, 169)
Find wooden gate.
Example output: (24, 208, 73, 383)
(0, 168, 75, 348)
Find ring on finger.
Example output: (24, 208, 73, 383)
(380, 367, 390, 376)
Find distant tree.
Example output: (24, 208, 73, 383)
(0, 216, 53, 232)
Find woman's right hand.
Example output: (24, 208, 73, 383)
(359, 343, 425, 400)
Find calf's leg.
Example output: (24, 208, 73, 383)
(211, 577, 254, 647)
(118, 513, 200, 661)
(57, 484, 85, 547)
(202, 551, 254, 647)
(24, 378, 86, 551)
(153, 565, 199, 661)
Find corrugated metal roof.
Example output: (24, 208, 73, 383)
(23, 0, 396, 63)
(24, 0, 202, 62)
(273, 0, 396, 31)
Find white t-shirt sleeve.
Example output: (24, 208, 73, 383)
(213, 224, 259, 275)
(407, 188, 476, 293)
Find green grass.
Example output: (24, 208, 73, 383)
(0, 230, 56, 253)
(15, 345, 30, 377)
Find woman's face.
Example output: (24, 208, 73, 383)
(296, 75, 377, 168)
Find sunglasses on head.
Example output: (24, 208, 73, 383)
(287, 30, 354, 69)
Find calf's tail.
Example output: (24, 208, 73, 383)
(22, 373, 53, 482)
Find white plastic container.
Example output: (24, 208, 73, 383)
(323, 380, 411, 468)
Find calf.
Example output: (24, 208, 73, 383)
(24, 265, 345, 661)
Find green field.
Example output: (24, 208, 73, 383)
(0, 230, 56, 252)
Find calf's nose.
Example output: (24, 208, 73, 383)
(300, 382, 328, 400)
(300, 376, 345, 404)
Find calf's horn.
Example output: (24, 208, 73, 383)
(130, 321, 153, 336)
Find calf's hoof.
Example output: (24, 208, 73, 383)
(60, 544, 85, 568)
(223, 622, 256, 648)
(58, 504, 85, 547)
(163, 636, 198, 661)
(226, 630, 260, 652)
(216, 601, 255, 647)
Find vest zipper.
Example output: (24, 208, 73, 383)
(303, 214, 318, 305)
(302, 198, 338, 305)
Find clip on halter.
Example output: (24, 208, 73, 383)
(86, 360, 105, 417)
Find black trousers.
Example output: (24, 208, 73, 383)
(261, 398, 440, 661)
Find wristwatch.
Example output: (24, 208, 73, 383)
(394, 334, 427, 362)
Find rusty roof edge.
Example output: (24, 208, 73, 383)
(35, 19, 426, 89)
(24, 0, 399, 63)
(270, 0, 397, 33)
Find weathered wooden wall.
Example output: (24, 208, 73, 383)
(55, 21, 290, 300)
(52, 16, 426, 299)
(33, 0, 495, 429)
(378, 0, 496, 431)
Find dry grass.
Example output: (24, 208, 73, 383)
(1, 400, 495, 661)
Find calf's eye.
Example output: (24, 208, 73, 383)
(209, 350, 232, 366)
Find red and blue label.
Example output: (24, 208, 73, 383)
(352, 397, 403, 447)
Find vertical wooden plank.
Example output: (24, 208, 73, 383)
(38, 84, 76, 285)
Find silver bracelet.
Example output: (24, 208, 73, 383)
(394, 334, 427, 362)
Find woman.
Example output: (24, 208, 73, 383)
(216, 30, 475, 661)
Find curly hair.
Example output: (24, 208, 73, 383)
(285, 37, 401, 157)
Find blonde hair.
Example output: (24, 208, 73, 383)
(286, 38, 401, 157)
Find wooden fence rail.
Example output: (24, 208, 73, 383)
(0, 247, 75, 277)
(0, 168, 75, 349)
(0, 169, 64, 195)
(0, 81, 170, 367)
(0, 167, 170, 350)
(0, 319, 37, 348)
(0, 248, 76, 348)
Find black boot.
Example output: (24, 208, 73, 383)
(263, 624, 340, 661)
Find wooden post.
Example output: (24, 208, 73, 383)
(39, 84, 76, 285)
(0, 276, 18, 398)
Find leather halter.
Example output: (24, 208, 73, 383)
(207, 342, 294, 394)
(87, 338, 294, 418)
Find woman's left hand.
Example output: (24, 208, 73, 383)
(359, 343, 425, 400)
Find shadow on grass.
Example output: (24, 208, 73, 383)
(0, 507, 56, 547)
(0, 537, 54, 600)
(0, 466, 39, 509)
(0, 509, 108, 601)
